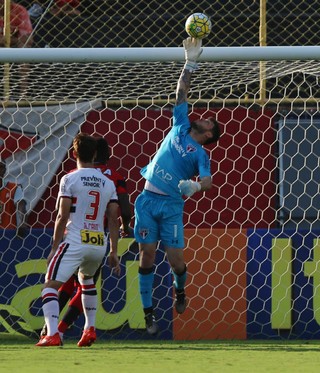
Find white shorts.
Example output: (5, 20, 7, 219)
(45, 239, 107, 283)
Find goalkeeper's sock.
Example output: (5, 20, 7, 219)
(172, 264, 187, 291)
(138, 266, 154, 309)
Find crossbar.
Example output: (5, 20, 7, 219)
(1, 46, 320, 63)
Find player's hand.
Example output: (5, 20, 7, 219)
(120, 224, 133, 238)
(178, 179, 201, 197)
(183, 37, 203, 62)
(108, 251, 121, 276)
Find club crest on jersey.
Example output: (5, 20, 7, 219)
(139, 229, 149, 239)
(186, 144, 197, 153)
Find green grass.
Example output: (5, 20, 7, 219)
(1, 336, 320, 373)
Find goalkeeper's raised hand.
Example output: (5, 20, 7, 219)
(183, 37, 203, 72)
(178, 179, 201, 197)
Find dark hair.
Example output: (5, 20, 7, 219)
(73, 133, 97, 163)
(204, 117, 221, 145)
(94, 137, 110, 164)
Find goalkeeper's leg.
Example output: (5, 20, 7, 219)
(167, 248, 187, 314)
(138, 243, 159, 335)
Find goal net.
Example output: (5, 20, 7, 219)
(1, 54, 319, 341)
(1, 0, 320, 341)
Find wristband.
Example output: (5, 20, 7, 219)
(184, 61, 198, 72)
(193, 181, 201, 192)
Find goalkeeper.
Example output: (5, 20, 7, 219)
(134, 37, 221, 335)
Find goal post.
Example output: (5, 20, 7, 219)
(1, 44, 320, 341)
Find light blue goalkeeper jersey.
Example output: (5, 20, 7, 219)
(140, 102, 211, 199)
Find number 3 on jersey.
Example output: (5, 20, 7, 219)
(86, 190, 101, 221)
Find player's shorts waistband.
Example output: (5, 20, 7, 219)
(142, 189, 172, 198)
(144, 180, 168, 195)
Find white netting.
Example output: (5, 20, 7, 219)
(2, 58, 320, 103)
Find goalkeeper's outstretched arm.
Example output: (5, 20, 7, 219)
(176, 37, 203, 105)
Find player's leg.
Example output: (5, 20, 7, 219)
(40, 274, 77, 339)
(77, 254, 104, 347)
(77, 274, 97, 347)
(36, 242, 81, 347)
(58, 282, 82, 336)
(58, 274, 78, 309)
(161, 199, 187, 314)
(36, 279, 63, 347)
(134, 191, 160, 335)
(166, 248, 187, 314)
(138, 242, 158, 335)
(58, 264, 101, 336)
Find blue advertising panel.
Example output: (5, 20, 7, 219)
(247, 228, 320, 339)
(0, 229, 172, 340)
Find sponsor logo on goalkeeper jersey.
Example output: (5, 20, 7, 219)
(154, 163, 173, 182)
(172, 136, 188, 157)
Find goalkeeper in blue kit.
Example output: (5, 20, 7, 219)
(134, 37, 221, 335)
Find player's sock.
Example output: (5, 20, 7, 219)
(58, 290, 72, 311)
(58, 283, 83, 333)
(172, 265, 187, 314)
(69, 286, 83, 311)
(41, 288, 59, 336)
(79, 278, 97, 329)
(138, 266, 154, 309)
(58, 304, 81, 333)
(58, 320, 69, 334)
(172, 264, 187, 290)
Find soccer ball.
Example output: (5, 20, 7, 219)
(185, 13, 212, 39)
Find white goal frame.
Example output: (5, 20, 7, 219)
(1, 46, 320, 63)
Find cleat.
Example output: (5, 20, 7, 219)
(174, 289, 187, 314)
(144, 313, 159, 336)
(77, 327, 96, 347)
(35, 332, 62, 347)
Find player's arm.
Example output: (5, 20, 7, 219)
(48, 196, 71, 264)
(198, 176, 212, 191)
(176, 37, 203, 105)
(106, 201, 121, 276)
(117, 192, 132, 236)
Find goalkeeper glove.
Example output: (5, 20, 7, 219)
(178, 179, 201, 197)
(183, 37, 203, 72)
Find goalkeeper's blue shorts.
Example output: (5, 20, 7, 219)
(134, 189, 184, 249)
